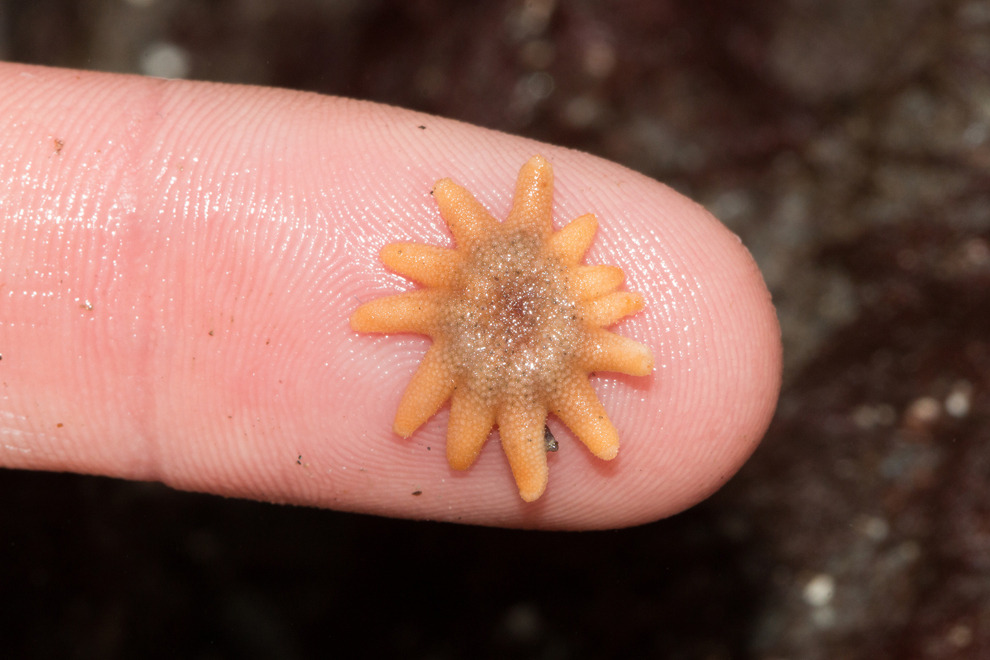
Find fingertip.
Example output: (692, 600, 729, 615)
(0, 64, 780, 530)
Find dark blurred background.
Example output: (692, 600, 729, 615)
(2, 1, 988, 658)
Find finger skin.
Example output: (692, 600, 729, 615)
(0, 63, 781, 529)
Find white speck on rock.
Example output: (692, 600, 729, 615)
(140, 42, 190, 79)
(803, 573, 836, 608)
(906, 396, 941, 424)
(945, 381, 972, 418)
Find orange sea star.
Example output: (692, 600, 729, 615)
(350, 155, 653, 501)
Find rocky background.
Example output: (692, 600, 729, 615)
(3, 1, 988, 657)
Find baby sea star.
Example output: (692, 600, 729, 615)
(350, 155, 653, 501)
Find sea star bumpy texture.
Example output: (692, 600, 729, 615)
(350, 155, 653, 501)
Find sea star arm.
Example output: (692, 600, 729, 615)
(446, 392, 497, 470)
(497, 403, 551, 501)
(552, 376, 620, 460)
(506, 155, 555, 237)
(582, 328, 655, 376)
(569, 265, 625, 300)
(349, 290, 440, 335)
(433, 178, 499, 246)
(380, 243, 461, 288)
(583, 292, 645, 327)
(393, 343, 456, 437)
(548, 213, 598, 264)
